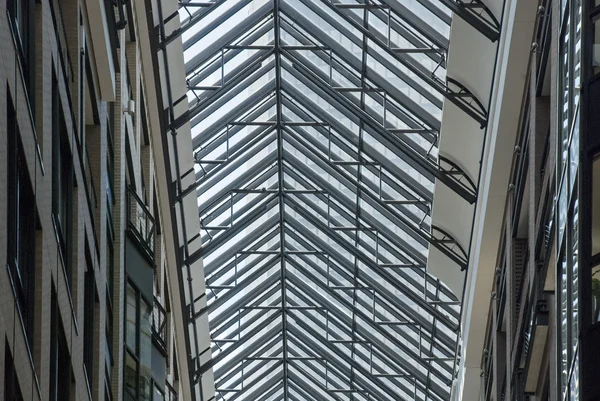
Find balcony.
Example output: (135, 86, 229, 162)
(127, 186, 155, 259)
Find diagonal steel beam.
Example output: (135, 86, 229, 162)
(189, 70, 275, 140)
(176, 53, 275, 133)
(195, 320, 282, 382)
(198, 149, 277, 216)
(225, 364, 284, 401)
(189, 59, 276, 129)
(280, 171, 426, 267)
(206, 239, 279, 298)
(273, 1, 290, 397)
(280, 92, 435, 202)
(276, 39, 437, 143)
(215, 339, 282, 387)
(284, 259, 455, 362)
(281, 1, 442, 127)
(201, 182, 279, 243)
(285, 289, 449, 399)
(280, 65, 438, 185)
(187, 21, 274, 90)
(285, 0, 488, 126)
(281, 132, 430, 266)
(210, 285, 281, 342)
(283, 223, 459, 324)
(277, 27, 442, 126)
(281, 121, 432, 227)
(193, 96, 277, 161)
(283, 128, 468, 268)
(165, 0, 251, 48)
(283, 205, 458, 332)
(282, 51, 477, 204)
(195, 127, 276, 187)
(198, 196, 279, 259)
(184, 2, 272, 74)
(286, 323, 405, 400)
(207, 257, 281, 318)
(284, 259, 452, 393)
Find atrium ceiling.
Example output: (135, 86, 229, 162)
(155, 0, 500, 399)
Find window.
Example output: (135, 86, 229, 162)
(106, 296, 114, 365)
(4, 341, 24, 401)
(78, 12, 86, 146)
(106, 221, 115, 368)
(107, 220, 115, 300)
(559, 11, 571, 175)
(559, 251, 570, 400)
(107, 102, 115, 218)
(591, 156, 600, 321)
(124, 280, 153, 401)
(152, 383, 164, 401)
(126, 283, 138, 351)
(50, 289, 58, 399)
(124, 350, 138, 395)
(84, 252, 97, 385)
(592, 12, 600, 76)
(140, 299, 152, 400)
(7, 93, 36, 349)
(7, 0, 36, 109)
(50, 288, 72, 401)
(52, 72, 74, 287)
(592, 156, 600, 256)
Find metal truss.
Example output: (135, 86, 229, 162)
(150, 0, 495, 399)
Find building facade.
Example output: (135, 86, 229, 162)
(0, 0, 202, 398)
(455, 0, 600, 399)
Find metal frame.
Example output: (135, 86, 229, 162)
(150, 0, 499, 399)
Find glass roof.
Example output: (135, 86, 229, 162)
(166, 0, 498, 399)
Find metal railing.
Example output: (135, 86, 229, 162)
(152, 297, 168, 350)
(127, 186, 155, 257)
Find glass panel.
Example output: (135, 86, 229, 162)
(571, 198, 579, 354)
(180, 0, 463, 397)
(107, 230, 114, 299)
(126, 283, 137, 351)
(124, 351, 138, 396)
(139, 298, 153, 401)
(153, 384, 164, 401)
(559, 175, 568, 243)
(593, 264, 600, 322)
(572, 0, 581, 107)
(593, 156, 600, 255)
(569, 109, 579, 191)
(560, 13, 571, 172)
(561, 253, 569, 400)
(570, 351, 579, 401)
(593, 16, 600, 75)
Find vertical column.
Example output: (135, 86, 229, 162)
(111, 30, 127, 400)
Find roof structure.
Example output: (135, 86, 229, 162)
(153, 0, 500, 399)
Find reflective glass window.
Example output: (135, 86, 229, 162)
(126, 282, 138, 351)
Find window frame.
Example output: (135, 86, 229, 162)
(83, 251, 97, 387)
(6, 91, 37, 351)
(124, 279, 153, 401)
(6, 0, 36, 113)
(52, 70, 74, 290)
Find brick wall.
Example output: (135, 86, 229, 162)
(0, 0, 184, 399)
